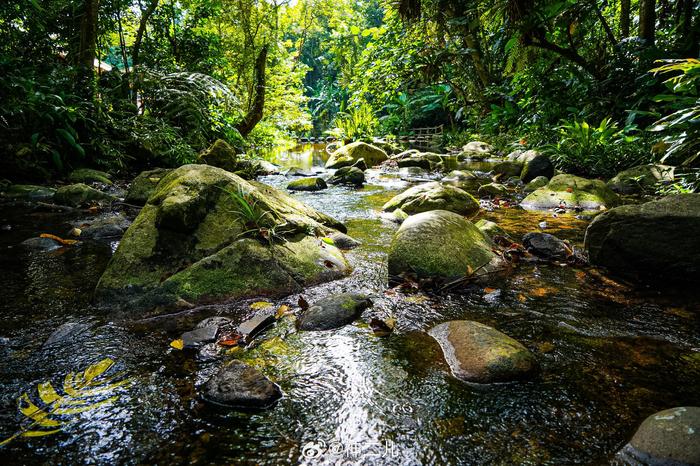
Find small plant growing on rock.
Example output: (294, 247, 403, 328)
(224, 187, 289, 245)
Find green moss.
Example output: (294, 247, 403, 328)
(325, 141, 388, 169)
(521, 174, 619, 210)
(69, 168, 113, 185)
(383, 182, 480, 216)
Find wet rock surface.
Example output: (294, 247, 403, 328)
(201, 360, 282, 409)
(297, 293, 373, 330)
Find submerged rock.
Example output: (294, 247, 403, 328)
(202, 360, 282, 409)
(325, 142, 388, 169)
(522, 232, 571, 261)
(584, 194, 700, 283)
(44, 322, 91, 347)
(328, 232, 361, 250)
(616, 407, 700, 466)
(2, 184, 56, 202)
(607, 164, 675, 194)
(54, 183, 116, 207)
(21, 237, 63, 252)
(328, 166, 365, 186)
(69, 168, 113, 185)
(429, 320, 537, 384)
(388, 210, 504, 282)
(125, 168, 172, 205)
(287, 177, 328, 192)
(383, 182, 479, 216)
(94, 164, 351, 315)
(521, 174, 619, 210)
(297, 293, 373, 331)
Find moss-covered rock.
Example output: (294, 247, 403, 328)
(520, 154, 554, 183)
(507, 149, 540, 163)
(475, 219, 510, 240)
(297, 293, 373, 331)
(197, 139, 239, 171)
(69, 168, 113, 185)
(328, 166, 365, 186)
(325, 142, 388, 169)
(584, 194, 700, 284)
(95, 164, 350, 315)
(441, 170, 484, 192)
(524, 176, 549, 192)
(383, 182, 479, 216)
(125, 168, 172, 205)
(1, 184, 56, 202)
(54, 183, 116, 207)
(521, 174, 619, 210)
(607, 164, 675, 194)
(478, 182, 508, 197)
(429, 320, 537, 384)
(397, 156, 432, 170)
(493, 161, 523, 179)
(388, 210, 504, 282)
(287, 177, 328, 192)
(461, 141, 494, 159)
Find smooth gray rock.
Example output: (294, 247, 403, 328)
(181, 325, 219, 349)
(202, 360, 282, 409)
(21, 237, 62, 252)
(522, 232, 571, 261)
(237, 309, 276, 343)
(298, 293, 373, 331)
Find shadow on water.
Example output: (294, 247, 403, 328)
(0, 144, 698, 464)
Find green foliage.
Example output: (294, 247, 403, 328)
(649, 59, 700, 167)
(547, 118, 650, 177)
(328, 101, 379, 141)
(223, 187, 288, 245)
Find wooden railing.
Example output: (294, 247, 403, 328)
(398, 125, 444, 146)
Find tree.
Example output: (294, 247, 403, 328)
(639, 0, 656, 45)
(235, 44, 268, 138)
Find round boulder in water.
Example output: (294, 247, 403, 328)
(616, 407, 700, 466)
(287, 177, 328, 192)
(202, 360, 282, 409)
(297, 293, 373, 331)
(429, 320, 537, 384)
(383, 182, 479, 216)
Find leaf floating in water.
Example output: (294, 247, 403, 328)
(321, 237, 335, 246)
(39, 233, 77, 246)
(370, 317, 396, 337)
(217, 333, 242, 347)
(275, 304, 291, 319)
(169, 339, 184, 350)
(0, 358, 130, 447)
(250, 301, 273, 310)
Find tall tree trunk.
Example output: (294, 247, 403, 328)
(235, 45, 268, 138)
(463, 31, 491, 88)
(676, 0, 696, 54)
(639, 0, 656, 45)
(620, 0, 631, 37)
(132, 0, 159, 69)
(76, 0, 99, 98)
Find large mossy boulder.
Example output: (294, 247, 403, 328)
(616, 407, 700, 466)
(492, 161, 523, 179)
(325, 142, 387, 169)
(521, 174, 619, 210)
(520, 154, 554, 183)
(328, 166, 365, 186)
(198, 139, 239, 172)
(607, 164, 675, 194)
(429, 320, 537, 384)
(382, 182, 479, 217)
(584, 194, 700, 284)
(69, 168, 113, 185)
(287, 177, 327, 192)
(54, 183, 116, 207)
(388, 210, 504, 282)
(125, 168, 172, 205)
(95, 164, 351, 315)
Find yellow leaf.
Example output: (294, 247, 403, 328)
(37, 382, 61, 405)
(21, 429, 63, 438)
(53, 396, 118, 415)
(82, 358, 114, 383)
(275, 304, 290, 319)
(18, 394, 61, 428)
(250, 301, 273, 310)
(39, 233, 77, 246)
(170, 339, 184, 350)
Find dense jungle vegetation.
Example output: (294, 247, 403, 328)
(1, 0, 699, 187)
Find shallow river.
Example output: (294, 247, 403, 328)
(0, 144, 698, 465)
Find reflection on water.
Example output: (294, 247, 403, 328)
(0, 145, 698, 464)
(257, 143, 330, 170)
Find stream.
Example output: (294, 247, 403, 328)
(0, 143, 699, 465)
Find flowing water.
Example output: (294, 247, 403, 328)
(0, 144, 698, 465)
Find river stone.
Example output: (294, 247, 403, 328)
(521, 174, 619, 210)
(616, 407, 700, 466)
(390, 149, 420, 160)
(54, 183, 116, 207)
(399, 167, 432, 182)
(475, 219, 510, 240)
(523, 232, 571, 261)
(237, 309, 276, 342)
(429, 320, 537, 384)
(125, 168, 172, 205)
(44, 322, 91, 347)
(507, 149, 540, 163)
(383, 182, 479, 216)
(69, 168, 113, 185)
(492, 161, 523, 179)
(325, 142, 388, 169)
(328, 232, 361, 249)
(478, 183, 508, 197)
(181, 325, 219, 349)
(287, 177, 328, 192)
(94, 164, 350, 314)
(584, 194, 700, 283)
(524, 176, 549, 192)
(442, 170, 483, 192)
(202, 360, 282, 409)
(520, 154, 554, 183)
(21, 237, 63, 252)
(297, 293, 373, 331)
(388, 210, 504, 282)
(197, 139, 239, 172)
(2, 184, 56, 202)
(328, 166, 365, 186)
(351, 158, 368, 171)
(462, 141, 494, 158)
(607, 164, 675, 194)
(257, 160, 281, 175)
(80, 213, 131, 239)
(397, 157, 432, 170)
